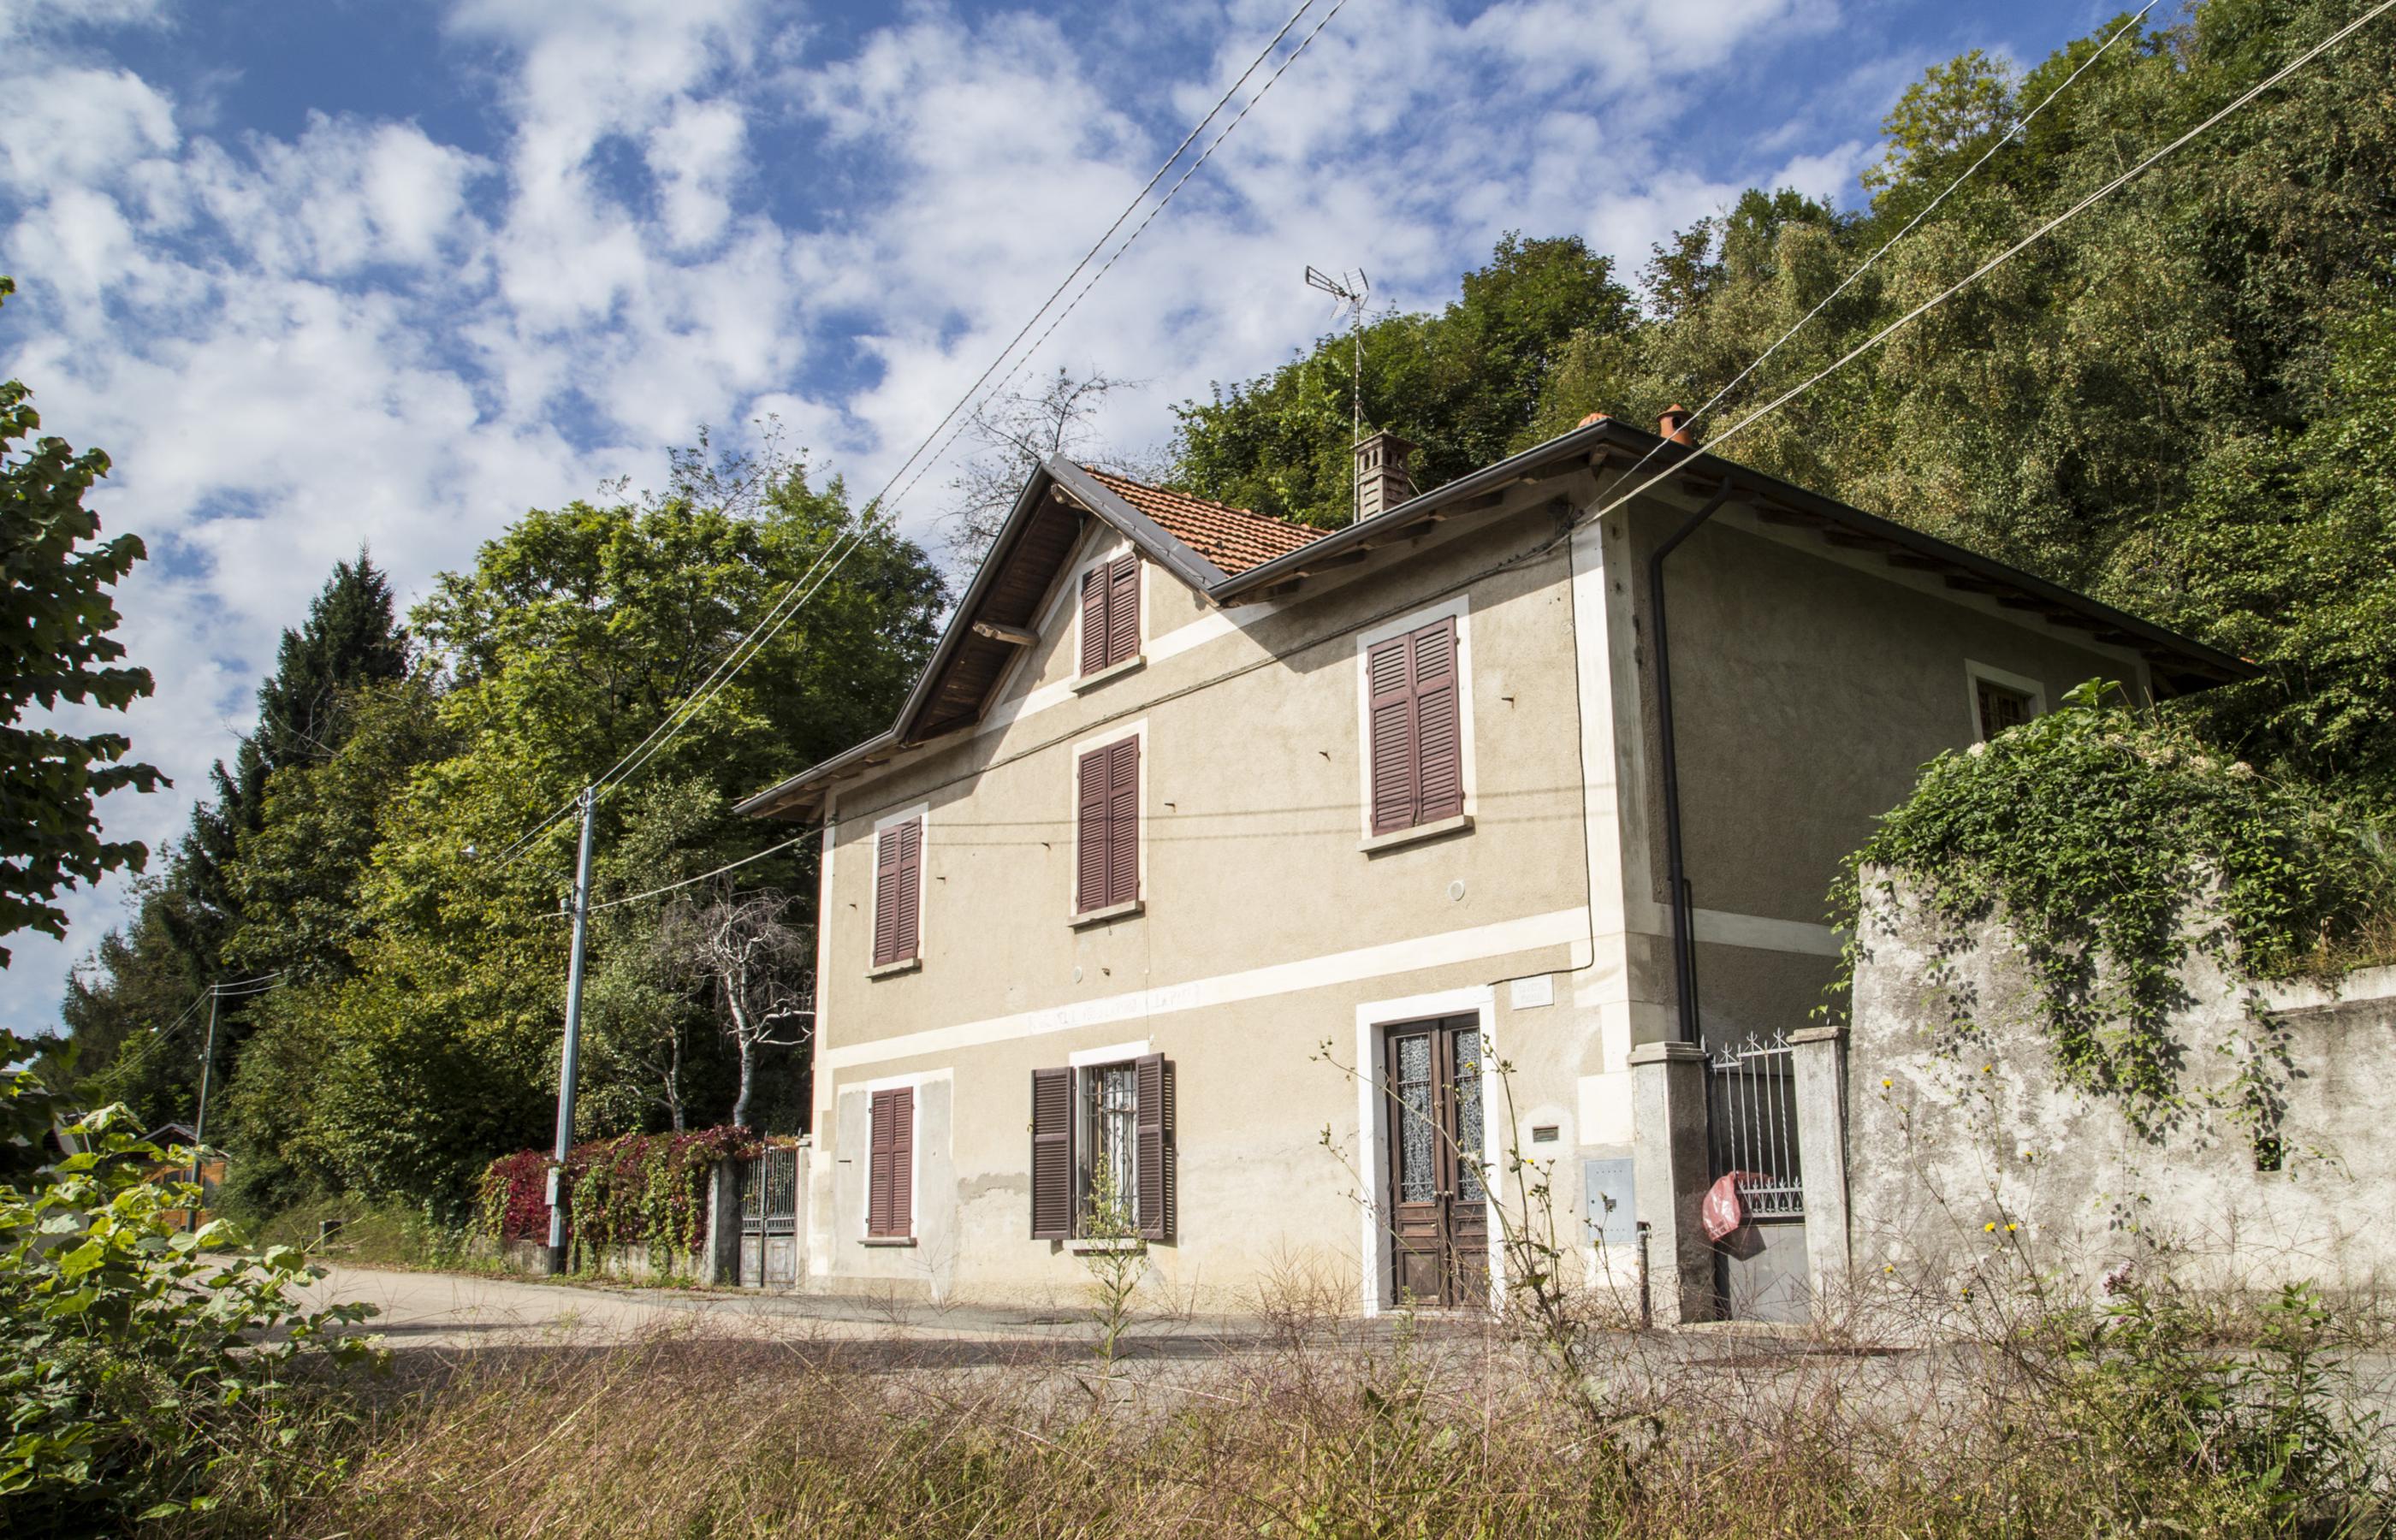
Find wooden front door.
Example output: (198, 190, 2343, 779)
(1385, 1016, 1490, 1307)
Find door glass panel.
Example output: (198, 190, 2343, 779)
(1395, 1034, 1434, 1203)
(1453, 1028, 1485, 1203)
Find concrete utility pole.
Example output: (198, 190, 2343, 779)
(548, 785, 597, 1276)
(188, 986, 220, 1234)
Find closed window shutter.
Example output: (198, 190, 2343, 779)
(1080, 565, 1109, 675)
(873, 820, 922, 966)
(1076, 749, 1111, 912)
(1106, 555, 1139, 664)
(1106, 737, 1139, 908)
(1030, 1067, 1073, 1239)
(1412, 619, 1464, 823)
(1367, 635, 1418, 833)
(1134, 1052, 1173, 1241)
(887, 1087, 913, 1237)
(867, 1090, 895, 1235)
(891, 819, 922, 962)
(872, 828, 903, 965)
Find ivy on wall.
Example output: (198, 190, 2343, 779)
(1830, 682, 2392, 1132)
(477, 1127, 762, 1271)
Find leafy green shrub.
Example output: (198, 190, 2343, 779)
(0, 1034, 381, 1530)
(1834, 681, 2393, 1123)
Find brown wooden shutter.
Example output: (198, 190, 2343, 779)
(1079, 565, 1108, 675)
(1106, 737, 1139, 908)
(1134, 1052, 1173, 1241)
(872, 827, 903, 965)
(887, 1087, 913, 1236)
(1106, 555, 1139, 665)
(1076, 748, 1111, 912)
(891, 819, 922, 962)
(1367, 635, 1418, 833)
(1030, 1067, 1073, 1239)
(873, 820, 922, 966)
(867, 1090, 895, 1235)
(1412, 619, 1464, 823)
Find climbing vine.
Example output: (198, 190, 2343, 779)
(477, 1126, 763, 1272)
(1830, 681, 2391, 1129)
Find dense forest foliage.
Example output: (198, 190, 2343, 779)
(36, 0, 2396, 1220)
(1173, 0, 2396, 814)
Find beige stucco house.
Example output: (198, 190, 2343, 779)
(736, 412, 2247, 1321)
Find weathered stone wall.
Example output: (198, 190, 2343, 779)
(1845, 881, 2396, 1307)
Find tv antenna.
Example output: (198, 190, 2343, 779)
(1305, 264, 1370, 524)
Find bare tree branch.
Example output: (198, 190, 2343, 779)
(664, 884, 814, 1128)
(940, 368, 1159, 570)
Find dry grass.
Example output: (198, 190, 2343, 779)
(170, 1275, 2396, 1540)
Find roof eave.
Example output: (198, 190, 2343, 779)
(1044, 457, 1235, 596)
(1211, 418, 2254, 690)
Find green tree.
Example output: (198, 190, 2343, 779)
(0, 277, 164, 964)
(303, 464, 941, 1208)
(1172, 234, 1634, 524)
(56, 555, 411, 1132)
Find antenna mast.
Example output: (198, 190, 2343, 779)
(1304, 264, 1370, 524)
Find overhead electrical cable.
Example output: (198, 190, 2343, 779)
(1569, 0, 2395, 543)
(487, 0, 1350, 873)
(1586, 0, 2159, 518)
(880, 0, 1362, 518)
(574, 828, 821, 915)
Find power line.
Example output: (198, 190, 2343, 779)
(485, 0, 1348, 869)
(881, 0, 1362, 519)
(576, 828, 820, 916)
(1592, 0, 2159, 512)
(1569, 0, 2395, 545)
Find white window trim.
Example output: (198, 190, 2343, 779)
(867, 801, 930, 971)
(1352, 595, 1478, 843)
(1065, 718, 1148, 921)
(855, 1068, 944, 1245)
(1352, 984, 1498, 1317)
(1962, 660, 2045, 743)
(1069, 1038, 1152, 1068)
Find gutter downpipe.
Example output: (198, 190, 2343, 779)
(1648, 480, 1736, 1046)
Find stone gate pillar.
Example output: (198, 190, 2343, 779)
(1789, 1024, 1851, 1314)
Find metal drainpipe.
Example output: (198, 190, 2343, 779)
(1647, 481, 1736, 1045)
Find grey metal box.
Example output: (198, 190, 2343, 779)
(1582, 1157, 1636, 1245)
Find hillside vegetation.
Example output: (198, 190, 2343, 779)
(1172, 0, 2396, 814)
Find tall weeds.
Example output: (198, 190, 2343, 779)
(176, 1276, 2393, 1540)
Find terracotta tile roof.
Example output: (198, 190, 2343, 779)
(1083, 468, 1329, 577)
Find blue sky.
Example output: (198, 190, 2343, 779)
(1, 0, 2131, 1030)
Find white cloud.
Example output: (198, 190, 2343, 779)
(1, 0, 1907, 1029)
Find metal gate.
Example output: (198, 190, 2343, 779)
(1707, 1030, 1806, 1320)
(738, 1146, 798, 1288)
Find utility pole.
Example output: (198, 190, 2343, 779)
(548, 785, 597, 1276)
(187, 986, 220, 1234)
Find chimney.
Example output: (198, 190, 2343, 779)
(1353, 430, 1416, 523)
(1658, 404, 1695, 446)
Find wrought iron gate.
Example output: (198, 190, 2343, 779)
(1707, 1030, 1804, 1217)
(738, 1146, 798, 1288)
(1707, 1030, 1807, 1320)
